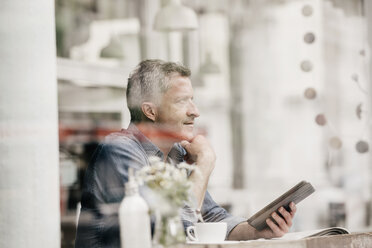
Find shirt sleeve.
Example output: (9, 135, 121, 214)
(201, 191, 247, 238)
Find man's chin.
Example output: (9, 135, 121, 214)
(179, 130, 194, 141)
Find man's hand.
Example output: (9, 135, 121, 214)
(227, 202, 297, 240)
(180, 135, 216, 209)
(255, 202, 297, 239)
(180, 135, 216, 177)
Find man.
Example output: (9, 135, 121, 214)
(75, 59, 296, 247)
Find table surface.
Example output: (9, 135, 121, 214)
(174, 232, 372, 248)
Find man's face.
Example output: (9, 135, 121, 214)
(156, 75, 200, 141)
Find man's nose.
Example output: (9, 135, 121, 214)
(187, 101, 200, 118)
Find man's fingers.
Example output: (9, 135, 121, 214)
(180, 140, 190, 149)
(289, 202, 297, 217)
(180, 140, 196, 164)
(278, 207, 292, 227)
(260, 204, 296, 239)
(271, 212, 289, 233)
(266, 218, 284, 237)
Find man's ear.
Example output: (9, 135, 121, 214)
(141, 102, 157, 121)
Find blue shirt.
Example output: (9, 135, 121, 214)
(75, 123, 246, 248)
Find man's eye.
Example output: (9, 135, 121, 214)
(177, 99, 188, 103)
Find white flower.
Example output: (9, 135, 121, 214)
(136, 156, 195, 209)
(148, 156, 161, 164)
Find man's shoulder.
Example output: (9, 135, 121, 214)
(90, 130, 149, 168)
(93, 130, 145, 156)
(103, 130, 140, 147)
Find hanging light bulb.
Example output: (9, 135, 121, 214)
(329, 137, 342, 150)
(302, 5, 313, 17)
(356, 140, 369, 153)
(304, 87, 317, 100)
(154, 0, 198, 32)
(315, 114, 327, 126)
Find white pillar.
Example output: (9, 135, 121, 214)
(167, 32, 184, 62)
(0, 1, 60, 248)
(364, 0, 372, 227)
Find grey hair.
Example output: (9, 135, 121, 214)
(126, 59, 191, 123)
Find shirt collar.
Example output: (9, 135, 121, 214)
(126, 123, 164, 160)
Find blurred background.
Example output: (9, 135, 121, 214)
(56, 0, 372, 246)
(1, 0, 372, 247)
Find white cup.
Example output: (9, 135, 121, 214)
(186, 222, 227, 243)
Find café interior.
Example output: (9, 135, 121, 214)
(1, 0, 372, 247)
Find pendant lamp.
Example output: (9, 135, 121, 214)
(154, 0, 198, 31)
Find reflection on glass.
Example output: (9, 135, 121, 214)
(329, 137, 342, 150)
(304, 32, 315, 44)
(304, 88, 317, 100)
(302, 5, 313, 17)
(301, 60, 313, 72)
(356, 140, 369, 153)
(315, 114, 327, 126)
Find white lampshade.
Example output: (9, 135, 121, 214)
(154, 0, 198, 31)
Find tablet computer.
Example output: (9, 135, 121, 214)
(247, 181, 315, 230)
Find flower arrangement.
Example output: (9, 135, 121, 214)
(137, 156, 196, 209)
(136, 156, 196, 247)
